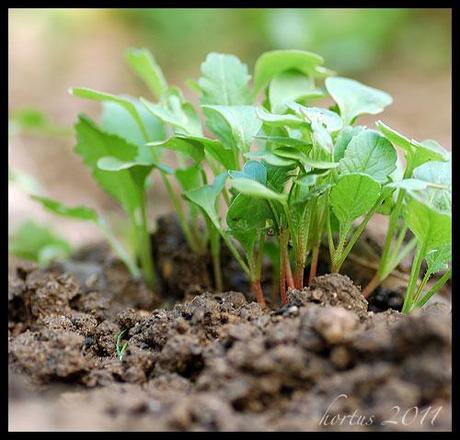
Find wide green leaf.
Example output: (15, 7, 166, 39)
(100, 100, 165, 147)
(326, 77, 393, 125)
(268, 70, 324, 113)
(425, 243, 451, 275)
(70, 87, 149, 139)
(175, 164, 205, 192)
(245, 150, 296, 167)
(253, 49, 325, 95)
(229, 160, 267, 184)
(405, 195, 451, 253)
(376, 121, 449, 168)
(148, 136, 205, 163)
(141, 88, 202, 137)
(339, 129, 397, 183)
(231, 178, 287, 203)
(256, 107, 305, 128)
(227, 193, 273, 233)
(413, 160, 451, 213)
(74, 115, 151, 215)
(330, 173, 381, 230)
(183, 173, 227, 229)
(333, 126, 366, 162)
(125, 48, 168, 100)
(199, 53, 251, 106)
(203, 105, 262, 153)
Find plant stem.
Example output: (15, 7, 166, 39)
(363, 238, 417, 298)
(402, 244, 426, 314)
(250, 279, 266, 306)
(132, 202, 156, 290)
(416, 269, 451, 308)
(279, 228, 288, 305)
(309, 245, 320, 285)
(208, 221, 223, 292)
(362, 274, 380, 298)
(286, 255, 295, 290)
(413, 269, 432, 305)
(220, 231, 251, 276)
(161, 173, 203, 254)
(97, 218, 141, 280)
(333, 196, 384, 273)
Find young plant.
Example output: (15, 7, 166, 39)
(18, 47, 450, 311)
(361, 122, 451, 297)
(9, 219, 72, 267)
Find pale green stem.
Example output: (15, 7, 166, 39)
(402, 244, 426, 314)
(416, 269, 451, 309)
(97, 218, 141, 279)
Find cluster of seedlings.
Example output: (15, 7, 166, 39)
(12, 48, 451, 313)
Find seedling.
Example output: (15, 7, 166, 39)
(20, 47, 450, 311)
(115, 329, 129, 361)
(9, 219, 72, 266)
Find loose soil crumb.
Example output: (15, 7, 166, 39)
(8, 254, 451, 431)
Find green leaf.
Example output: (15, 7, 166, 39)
(229, 160, 267, 184)
(125, 48, 168, 100)
(141, 88, 202, 137)
(9, 169, 45, 196)
(152, 135, 235, 170)
(10, 107, 71, 137)
(31, 196, 98, 221)
(231, 178, 287, 203)
(256, 107, 305, 128)
(198, 53, 251, 105)
(203, 105, 262, 153)
(227, 193, 273, 233)
(9, 219, 71, 265)
(339, 129, 397, 183)
(74, 115, 151, 215)
(333, 126, 366, 162)
(70, 87, 149, 139)
(405, 195, 451, 253)
(100, 100, 165, 147)
(253, 49, 325, 95)
(376, 121, 449, 168)
(289, 105, 343, 133)
(269, 70, 323, 113)
(245, 151, 296, 167)
(413, 160, 451, 213)
(148, 136, 205, 163)
(326, 77, 393, 125)
(330, 173, 381, 230)
(175, 165, 205, 192)
(255, 135, 310, 150)
(183, 173, 227, 229)
(425, 243, 451, 275)
(97, 156, 172, 175)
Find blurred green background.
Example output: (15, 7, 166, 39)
(9, 8, 451, 245)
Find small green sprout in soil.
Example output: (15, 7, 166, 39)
(14, 48, 450, 313)
(115, 329, 129, 361)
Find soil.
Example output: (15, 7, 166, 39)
(8, 215, 452, 431)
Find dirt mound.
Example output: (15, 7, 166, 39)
(8, 258, 451, 431)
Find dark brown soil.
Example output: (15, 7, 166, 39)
(8, 216, 452, 431)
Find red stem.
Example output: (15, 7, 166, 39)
(362, 273, 380, 298)
(294, 265, 304, 290)
(308, 246, 320, 285)
(285, 257, 295, 290)
(279, 252, 287, 306)
(250, 280, 266, 306)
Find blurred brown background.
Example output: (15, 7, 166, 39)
(9, 8, 452, 246)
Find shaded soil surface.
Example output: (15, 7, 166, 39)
(9, 216, 451, 431)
